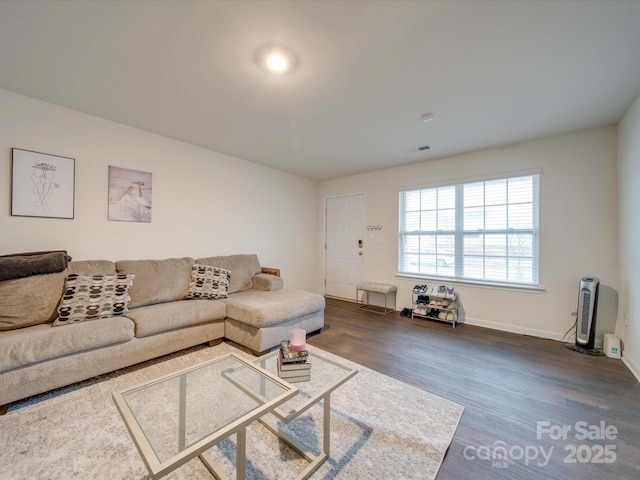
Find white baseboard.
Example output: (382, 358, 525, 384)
(622, 355, 640, 383)
(462, 316, 570, 342)
(464, 316, 640, 384)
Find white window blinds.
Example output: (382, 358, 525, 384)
(398, 173, 539, 286)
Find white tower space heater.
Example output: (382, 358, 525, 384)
(568, 276, 603, 355)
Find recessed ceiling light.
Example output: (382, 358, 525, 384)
(255, 45, 298, 74)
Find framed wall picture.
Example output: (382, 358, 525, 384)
(108, 166, 152, 223)
(11, 148, 75, 219)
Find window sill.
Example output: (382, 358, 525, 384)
(395, 273, 545, 294)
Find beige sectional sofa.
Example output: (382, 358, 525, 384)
(0, 254, 324, 409)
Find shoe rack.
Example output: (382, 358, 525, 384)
(411, 284, 458, 327)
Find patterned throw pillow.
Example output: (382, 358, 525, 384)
(54, 273, 135, 326)
(185, 264, 231, 300)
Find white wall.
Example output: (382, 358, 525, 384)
(0, 89, 320, 292)
(617, 91, 640, 380)
(319, 126, 619, 341)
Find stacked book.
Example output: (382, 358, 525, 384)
(278, 340, 311, 383)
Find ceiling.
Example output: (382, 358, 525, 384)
(0, 1, 639, 181)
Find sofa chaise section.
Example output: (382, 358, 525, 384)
(224, 288, 325, 353)
(196, 254, 325, 353)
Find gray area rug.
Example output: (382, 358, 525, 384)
(0, 342, 464, 479)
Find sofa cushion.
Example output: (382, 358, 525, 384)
(126, 299, 226, 338)
(0, 259, 118, 331)
(116, 257, 194, 308)
(0, 271, 67, 331)
(223, 288, 325, 328)
(195, 254, 261, 294)
(53, 273, 135, 326)
(0, 317, 135, 372)
(185, 264, 231, 300)
(68, 260, 117, 276)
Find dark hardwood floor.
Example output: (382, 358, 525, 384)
(308, 297, 640, 480)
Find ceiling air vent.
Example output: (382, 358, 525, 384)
(404, 145, 432, 154)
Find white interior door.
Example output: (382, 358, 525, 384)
(325, 194, 365, 300)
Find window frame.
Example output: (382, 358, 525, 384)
(398, 170, 541, 289)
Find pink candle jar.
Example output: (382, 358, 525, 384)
(289, 328, 306, 352)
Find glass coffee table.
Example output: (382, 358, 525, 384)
(252, 350, 358, 479)
(112, 354, 298, 480)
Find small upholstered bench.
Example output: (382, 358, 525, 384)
(356, 282, 398, 315)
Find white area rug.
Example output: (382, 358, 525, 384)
(0, 343, 463, 479)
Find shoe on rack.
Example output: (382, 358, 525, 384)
(417, 284, 428, 293)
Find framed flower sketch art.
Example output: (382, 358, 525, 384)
(108, 166, 152, 223)
(11, 148, 75, 219)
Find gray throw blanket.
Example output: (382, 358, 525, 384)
(0, 251, 72, 282)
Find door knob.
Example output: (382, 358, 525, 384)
(358, 251, 363, 256)
(358, 239, 363, 248)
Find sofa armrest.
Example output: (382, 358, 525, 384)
(252, 273, 283, 291)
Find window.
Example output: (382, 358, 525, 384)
(398, 172, 539, 286)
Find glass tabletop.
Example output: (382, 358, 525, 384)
(114, 354, 296, 465)
(253, 351, 358, 422)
